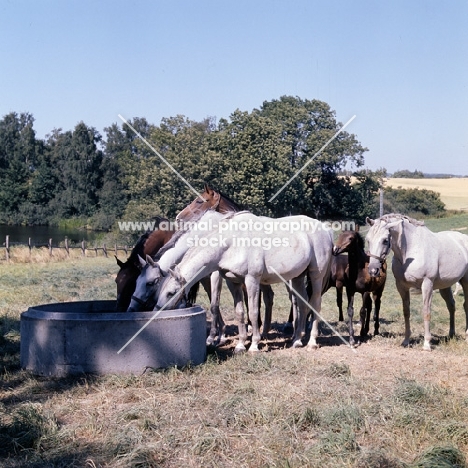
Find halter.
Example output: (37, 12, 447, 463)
(130, 294, 153, 310)
(366, 232, 391, 264)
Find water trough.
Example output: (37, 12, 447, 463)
(20, 300, 207, 377)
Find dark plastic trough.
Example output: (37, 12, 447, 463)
(20, 300, 207, 377)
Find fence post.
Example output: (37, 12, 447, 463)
(81, 240, 86, 257)
(114, 244, 118, 256)
(49, 238, 53, 257)
(65, 237, 69, 257)
(5, 235, 9, 261)
(29, 237, 32, 257)
(103, 244, 108, 258)
(379, 188, 384, 217)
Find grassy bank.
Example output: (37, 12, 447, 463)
(1, 237, 468, 466)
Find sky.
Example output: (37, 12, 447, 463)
(1, 0, 467, 175)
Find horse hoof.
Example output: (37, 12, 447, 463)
(423, 343, 432, 352)
(307, 344, 320, 351)
(234, 345, 246, 354)
(292, 340, 303, 349)
(401, 340, 410, 348)
(249, 346, 260, 353)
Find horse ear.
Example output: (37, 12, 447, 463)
(366, 217, 375, 226)
(146, 254, 156, 267)
(115, 255, 124, 268)
(138, 254, 147, 268)
(169, 267, 183, 282)
(204, 182, 213, 194)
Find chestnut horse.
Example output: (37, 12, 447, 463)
(333, 230, 387, 346)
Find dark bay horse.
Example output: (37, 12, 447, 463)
(333, 230, 387, 346)
(115, 217, 175, 311)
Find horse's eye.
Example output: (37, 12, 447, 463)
(147, 281, 155, 287)
(383, 239, 388, 245)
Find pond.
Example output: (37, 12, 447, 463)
(0, 224, 100, 246)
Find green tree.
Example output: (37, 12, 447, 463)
(47, 123, 103, 220)
(383, 187, 445, 217)
(0, 112, 37, 221)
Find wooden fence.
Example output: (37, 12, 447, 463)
(3, 235, 132, 261)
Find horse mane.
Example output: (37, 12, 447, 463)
(379, 213, 425, 227)
(187, 281, 200, 305)
(354, 231, 365, 251)
(127, 231, 151, 264)
(210, 186, 243, 213)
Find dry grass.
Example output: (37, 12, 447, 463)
(1, 234, 468, 466)
(385, 177, 468, 212)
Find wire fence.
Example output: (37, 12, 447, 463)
(2, 235, 132, 262)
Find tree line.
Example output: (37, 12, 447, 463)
(0, 96, 442, 234)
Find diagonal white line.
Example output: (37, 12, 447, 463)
(118, 114, 206, 201)
(269, 115, 356, 202)
(268, 266, 356, 352)
(117, 265, 206, 354)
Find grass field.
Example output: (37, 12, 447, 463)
(385, 177, 468, 212)
(1, 216, 468, 467)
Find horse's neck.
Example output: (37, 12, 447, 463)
(158, 234, 190, 272)
(180, 247, 219, 282)
(390, 222, 422, 262)
(158, 211, 225, 271)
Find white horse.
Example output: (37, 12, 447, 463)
(365, 213, 468, 351)
(127, 210, 274, 346)
(156, 212, 334, 352)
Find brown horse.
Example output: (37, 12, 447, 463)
(333, 230, 387, 346)
(176, 183, 275, 341)
(115, 217, 175, 311)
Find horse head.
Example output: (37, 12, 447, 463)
(115, 256, 141, 311)
(126, 255, 165, 312)
(155, 266, 188, 311)
(333, 230, 364, 256)
(365, 216, 401, 277)
(176, 183, 219, 223)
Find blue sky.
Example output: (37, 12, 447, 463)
(1, 0, 467, 175)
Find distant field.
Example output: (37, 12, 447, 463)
(385, 177, 468, 211)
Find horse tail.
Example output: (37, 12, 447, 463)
(187, 281, 200, 306)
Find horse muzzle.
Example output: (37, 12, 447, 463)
(332, 246, 342, 256)
(369, 266, 381, 278)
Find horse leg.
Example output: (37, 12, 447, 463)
(206, 272, 227, 346)
(439, 287, 456, 339)
(347, 289, 356, 346)
(305, 273, 324, 350)
(260, 284, 274, 339)
(372, 288, 383, 336)
(225, 280, 248, 353)
(284, 282, 295, 333)
(396, 282, 411, 348)
(337, 283, 344, 322)
(458, 276, 468, 342)
(290, 275, 308, 348)
(244, 275, 262, 352)
(421, 278, 434, 351)
(360, 292, 371, 339)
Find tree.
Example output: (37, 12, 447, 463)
(0, 112, 37, 221)
(47, 123, 103, 220)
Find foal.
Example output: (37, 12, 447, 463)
(333, 230, 387, 346)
